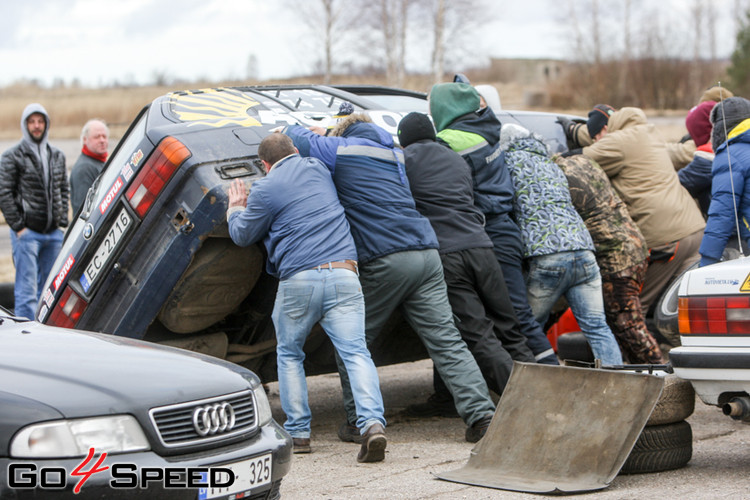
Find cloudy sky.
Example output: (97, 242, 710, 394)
(0, 0, 742, 87)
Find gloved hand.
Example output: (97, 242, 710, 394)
(556, 116, 575, 140)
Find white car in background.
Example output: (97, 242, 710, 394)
(670, 256, 750, 421)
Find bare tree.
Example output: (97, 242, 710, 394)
(285, 0, 361, 83)
(431, 0, 446, 83)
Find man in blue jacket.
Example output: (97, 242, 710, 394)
(429, 83, 558, 365)
(284, 113, 496, 444)
(227, 133, 387, 462)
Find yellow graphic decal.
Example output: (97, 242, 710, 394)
(741, 272, 750, 293)
(169, 88, 262, 128)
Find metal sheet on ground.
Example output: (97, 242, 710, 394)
(437, 362, 664, 494)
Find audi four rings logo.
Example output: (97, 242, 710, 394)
(192, 402, 236, 436)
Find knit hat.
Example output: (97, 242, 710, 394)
(699, 85, 734, 104)
(710, 96, 750, 150)
(587, 104, 616, 138)
(397, 112, 436, 148)
(685, 101, 715, 147)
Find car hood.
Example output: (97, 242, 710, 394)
(0, 320, 255, 419)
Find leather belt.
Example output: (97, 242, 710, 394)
(311, 259, 358, 274)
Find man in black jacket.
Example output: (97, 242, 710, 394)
(0, 103, 68, 319)
(397, 112, 535, 416)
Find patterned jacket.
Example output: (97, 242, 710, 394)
(556, 155, 649, 275)
(502, 127, 594, 258)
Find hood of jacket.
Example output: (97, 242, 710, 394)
(716, 118, 750, 154)
(341, 121, 394, 148)
(429, 83, 481, 132)
(607, 107, 648, 133)
(20, 103, 50, 146)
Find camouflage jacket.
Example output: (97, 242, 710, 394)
(556, 155, 649, 275)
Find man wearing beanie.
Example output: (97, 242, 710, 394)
(566, 106, 706, 318)
(429, 82, 558, 366)
(0, 103, 68, 320)
(282, 113, 497, 444)
(678, 101, 717, 217)
(397, 112, 535, 417)
(700, 96, 750, 266)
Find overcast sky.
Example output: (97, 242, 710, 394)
(0, 0, 741, 87)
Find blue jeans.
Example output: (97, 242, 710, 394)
(11, 228, 63, 320)
(526, 250, 623, 365)
(272, 267, 385, 438)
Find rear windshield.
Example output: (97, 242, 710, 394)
(87, 113, 148, 213)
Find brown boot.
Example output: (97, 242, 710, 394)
(292, 437, 311, 454)
(356, 423, 387, 463)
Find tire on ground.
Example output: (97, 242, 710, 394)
(620, 420, 692, 475)
(556, 331, 593, 363)
(647, 375, 695, 426)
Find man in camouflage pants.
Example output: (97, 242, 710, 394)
(556, 155, 664, 364)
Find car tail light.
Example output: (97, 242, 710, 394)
(47, 287, 88, 329)
(126, 137, 191, 218)
(679, 295, 750, 335)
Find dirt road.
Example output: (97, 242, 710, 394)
(272, 358, 750, 499)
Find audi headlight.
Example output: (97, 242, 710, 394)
(254, 387, 272, 427)
(10, 415, 150, 458)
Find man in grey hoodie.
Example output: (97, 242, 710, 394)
(0, 103, 69, 320)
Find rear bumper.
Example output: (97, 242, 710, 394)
(670, 346, 750, 405)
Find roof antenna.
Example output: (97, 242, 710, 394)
(717, 82, 745, 258)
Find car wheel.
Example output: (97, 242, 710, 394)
(620, 420, 692, 474)
(647, 375, 695, 425)
(556, 331, 594, 363)
(653, 262, 700, 347)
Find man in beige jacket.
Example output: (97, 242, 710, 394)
(560, 106, 706, 315)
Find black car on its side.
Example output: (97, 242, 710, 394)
(37, 84, 576, 382)
(0, 310, 291, 499)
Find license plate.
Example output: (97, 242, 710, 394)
(198, 454, 272, 499)
(79, 208, 132, 293)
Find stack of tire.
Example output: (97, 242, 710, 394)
(556, 332, 695, 474)
(620, 374, 695, 474)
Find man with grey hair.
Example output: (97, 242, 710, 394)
(70, 119, 109, 213)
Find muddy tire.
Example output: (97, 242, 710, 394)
(647, 375, 695, 426)
(620, 421, 692, 474)
(556, 331, 594, 363)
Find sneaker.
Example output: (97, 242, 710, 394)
(403, 392, 459, 418)
(337, 421, 364, 444)
(292, 437, 311, 454)
(357, 423, 387, 463)
(465, 415, 493, 443)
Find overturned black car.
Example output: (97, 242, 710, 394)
(38, 84, 575, 382)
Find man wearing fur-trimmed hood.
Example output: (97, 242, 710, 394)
(0, 103, 69, 320)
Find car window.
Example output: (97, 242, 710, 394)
(88, 113, 148, 213)
(254, 88, 361, 113)
(354, 95, 429, 113)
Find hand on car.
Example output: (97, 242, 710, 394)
(228, 179, 248, 209)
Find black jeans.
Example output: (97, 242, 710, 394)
(434, 246, 535, 397)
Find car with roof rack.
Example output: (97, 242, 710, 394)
(36, 84, 576, 381)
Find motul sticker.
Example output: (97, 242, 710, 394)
(100, 177, 124, 214)
(740, 273, 750, 293)
(53, 255, 75, 291)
